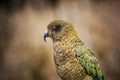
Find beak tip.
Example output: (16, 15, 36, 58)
(44, 31, 48, 42)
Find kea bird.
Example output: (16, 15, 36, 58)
(44, 20, 104, 80)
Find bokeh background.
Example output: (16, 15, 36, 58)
(0, 0, 120, 80)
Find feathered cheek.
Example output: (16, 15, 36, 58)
(50, 33, 56, 40)
(51, 33, 54, 38)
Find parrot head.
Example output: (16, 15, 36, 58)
(44, 20, 77, 42)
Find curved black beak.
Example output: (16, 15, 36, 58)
(44, 31, 49, 42)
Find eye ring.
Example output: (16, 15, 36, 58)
(53, 26, 56, 30)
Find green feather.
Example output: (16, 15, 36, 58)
(75, 44, 104, 80)
(85, 63, 90, 74)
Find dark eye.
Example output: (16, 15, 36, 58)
(52, 25, 61, 32)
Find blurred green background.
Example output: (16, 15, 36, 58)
(0, 0, 120, 80)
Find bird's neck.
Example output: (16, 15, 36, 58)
(53, 35, 83, 68)
(53, 35, 83, 52)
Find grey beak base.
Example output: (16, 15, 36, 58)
(44, 31, 49, 42)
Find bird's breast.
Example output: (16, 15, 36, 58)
(53, 42, 86, 80)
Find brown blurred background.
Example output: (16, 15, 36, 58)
(0, 0, 120, 80)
